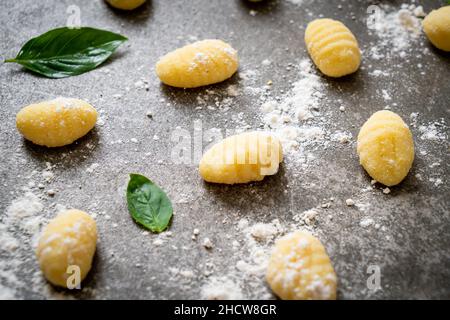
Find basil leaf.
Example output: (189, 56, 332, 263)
(5, 27, 127, 78)
(126, 174, 173, 233)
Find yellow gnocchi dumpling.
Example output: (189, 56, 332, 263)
(266, 231, 337, 300)
(105, 0, 146, 10)
(357, 110, 414, 186)
(156, 39, 239, 88)
(16, 97, 97, 147)
(422, 6, 450, 52)
(305, 18, 361, 77)
(36, 210, 97, 288)
(199, 131, 283, 184)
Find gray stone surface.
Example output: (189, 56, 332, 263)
(0, 0, 449, 299)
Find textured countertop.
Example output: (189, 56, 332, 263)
(0, 0, 449, 300)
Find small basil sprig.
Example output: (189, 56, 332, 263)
(126, 174, 173, 233)
(5, 27, 127, 78)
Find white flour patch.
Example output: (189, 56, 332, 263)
(0, 191, 45, 299)
(368, 4, 424, 59)
(418, 122, 448, 142)
(260, 59, 328, 154)
(200, 276, 244, 300)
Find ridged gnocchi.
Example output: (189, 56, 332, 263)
(199, 131, 283, 184)
(16, 97, 97, 147)
(156, 39, 239, 88)
(357, 110, 414, 186)
(266, 231, 337, 300)
(422, 6, 450, 52)
(105, 0, 146, 10)
(305, 18, 361, 77)
(36, 210, 97, 288)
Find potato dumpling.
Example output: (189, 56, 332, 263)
(305, 18, 361, 77)
(36, 210, 97, 288)
(357, 110, 414, 186)
(199, 131, 283, 184)
(422, 6, 450, 52)
(105, 0, 146, 10)
(156, 39, 239, 88)
(266, 231, 337, 300)
(16, 97, 97, 147)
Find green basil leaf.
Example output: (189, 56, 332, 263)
(126, 174, 173, 233)
(5, 27, 127, 78)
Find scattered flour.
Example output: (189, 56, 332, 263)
(418, 122, 447, 142)
(293, 208, 319, 227)
(360, 218, 375, 228)
(368, 4, 424, 59)
(200, 219, 285, 300)
(200, 276, 244, 300)
(0, 191, 45, 299)
(260, 59, 327, 153)
(5, 191, 44, 237)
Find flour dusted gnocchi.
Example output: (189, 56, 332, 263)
(36, 210, 97, 288)
(305, 18, 361, 77)
(156, 39, 239, 88)
(199, 131, 283, 184)
(266, 231, 337, 300)
(16, 97, 97, 147)
(422, 6, 450, 52)
(357, 110, 414, 186)
(105, 0, 146, 10)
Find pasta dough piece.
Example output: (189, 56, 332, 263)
(357, 110, 414, 186)
(305, 18, 361, 77)
(156, 39, 239, 88)
(105, 0, 146, 10)
(36, 210, 97, 288)
(199, 131, 283, 184)
(422, 6, 450, 52)
(16, 97, 97, 147)
(266, 231, 337, 300)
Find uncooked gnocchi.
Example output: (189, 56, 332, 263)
(357, 110, 414, 187)
(266, 231, 337, 300)
(422, 6, 450, 52)
(305, 18, 361, 77)
(156, 39, 239, 88)
(105, 0, 146, 10)
(36, 210, 97, 288)
(16, 97, 97, 147)
(199, 131, 283, 184)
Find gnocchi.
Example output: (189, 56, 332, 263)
(266, 231, 337, 300)
(305, 18, 361, 77)
(199, 131, 283, 184)
(422, 6, 450, 52)
(156, 39, 239, 88)
(357, 110, 414, 186)
(105, 0, 146, 10)
(16, 97, 97, 147)
(36, 210, 97, 288)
